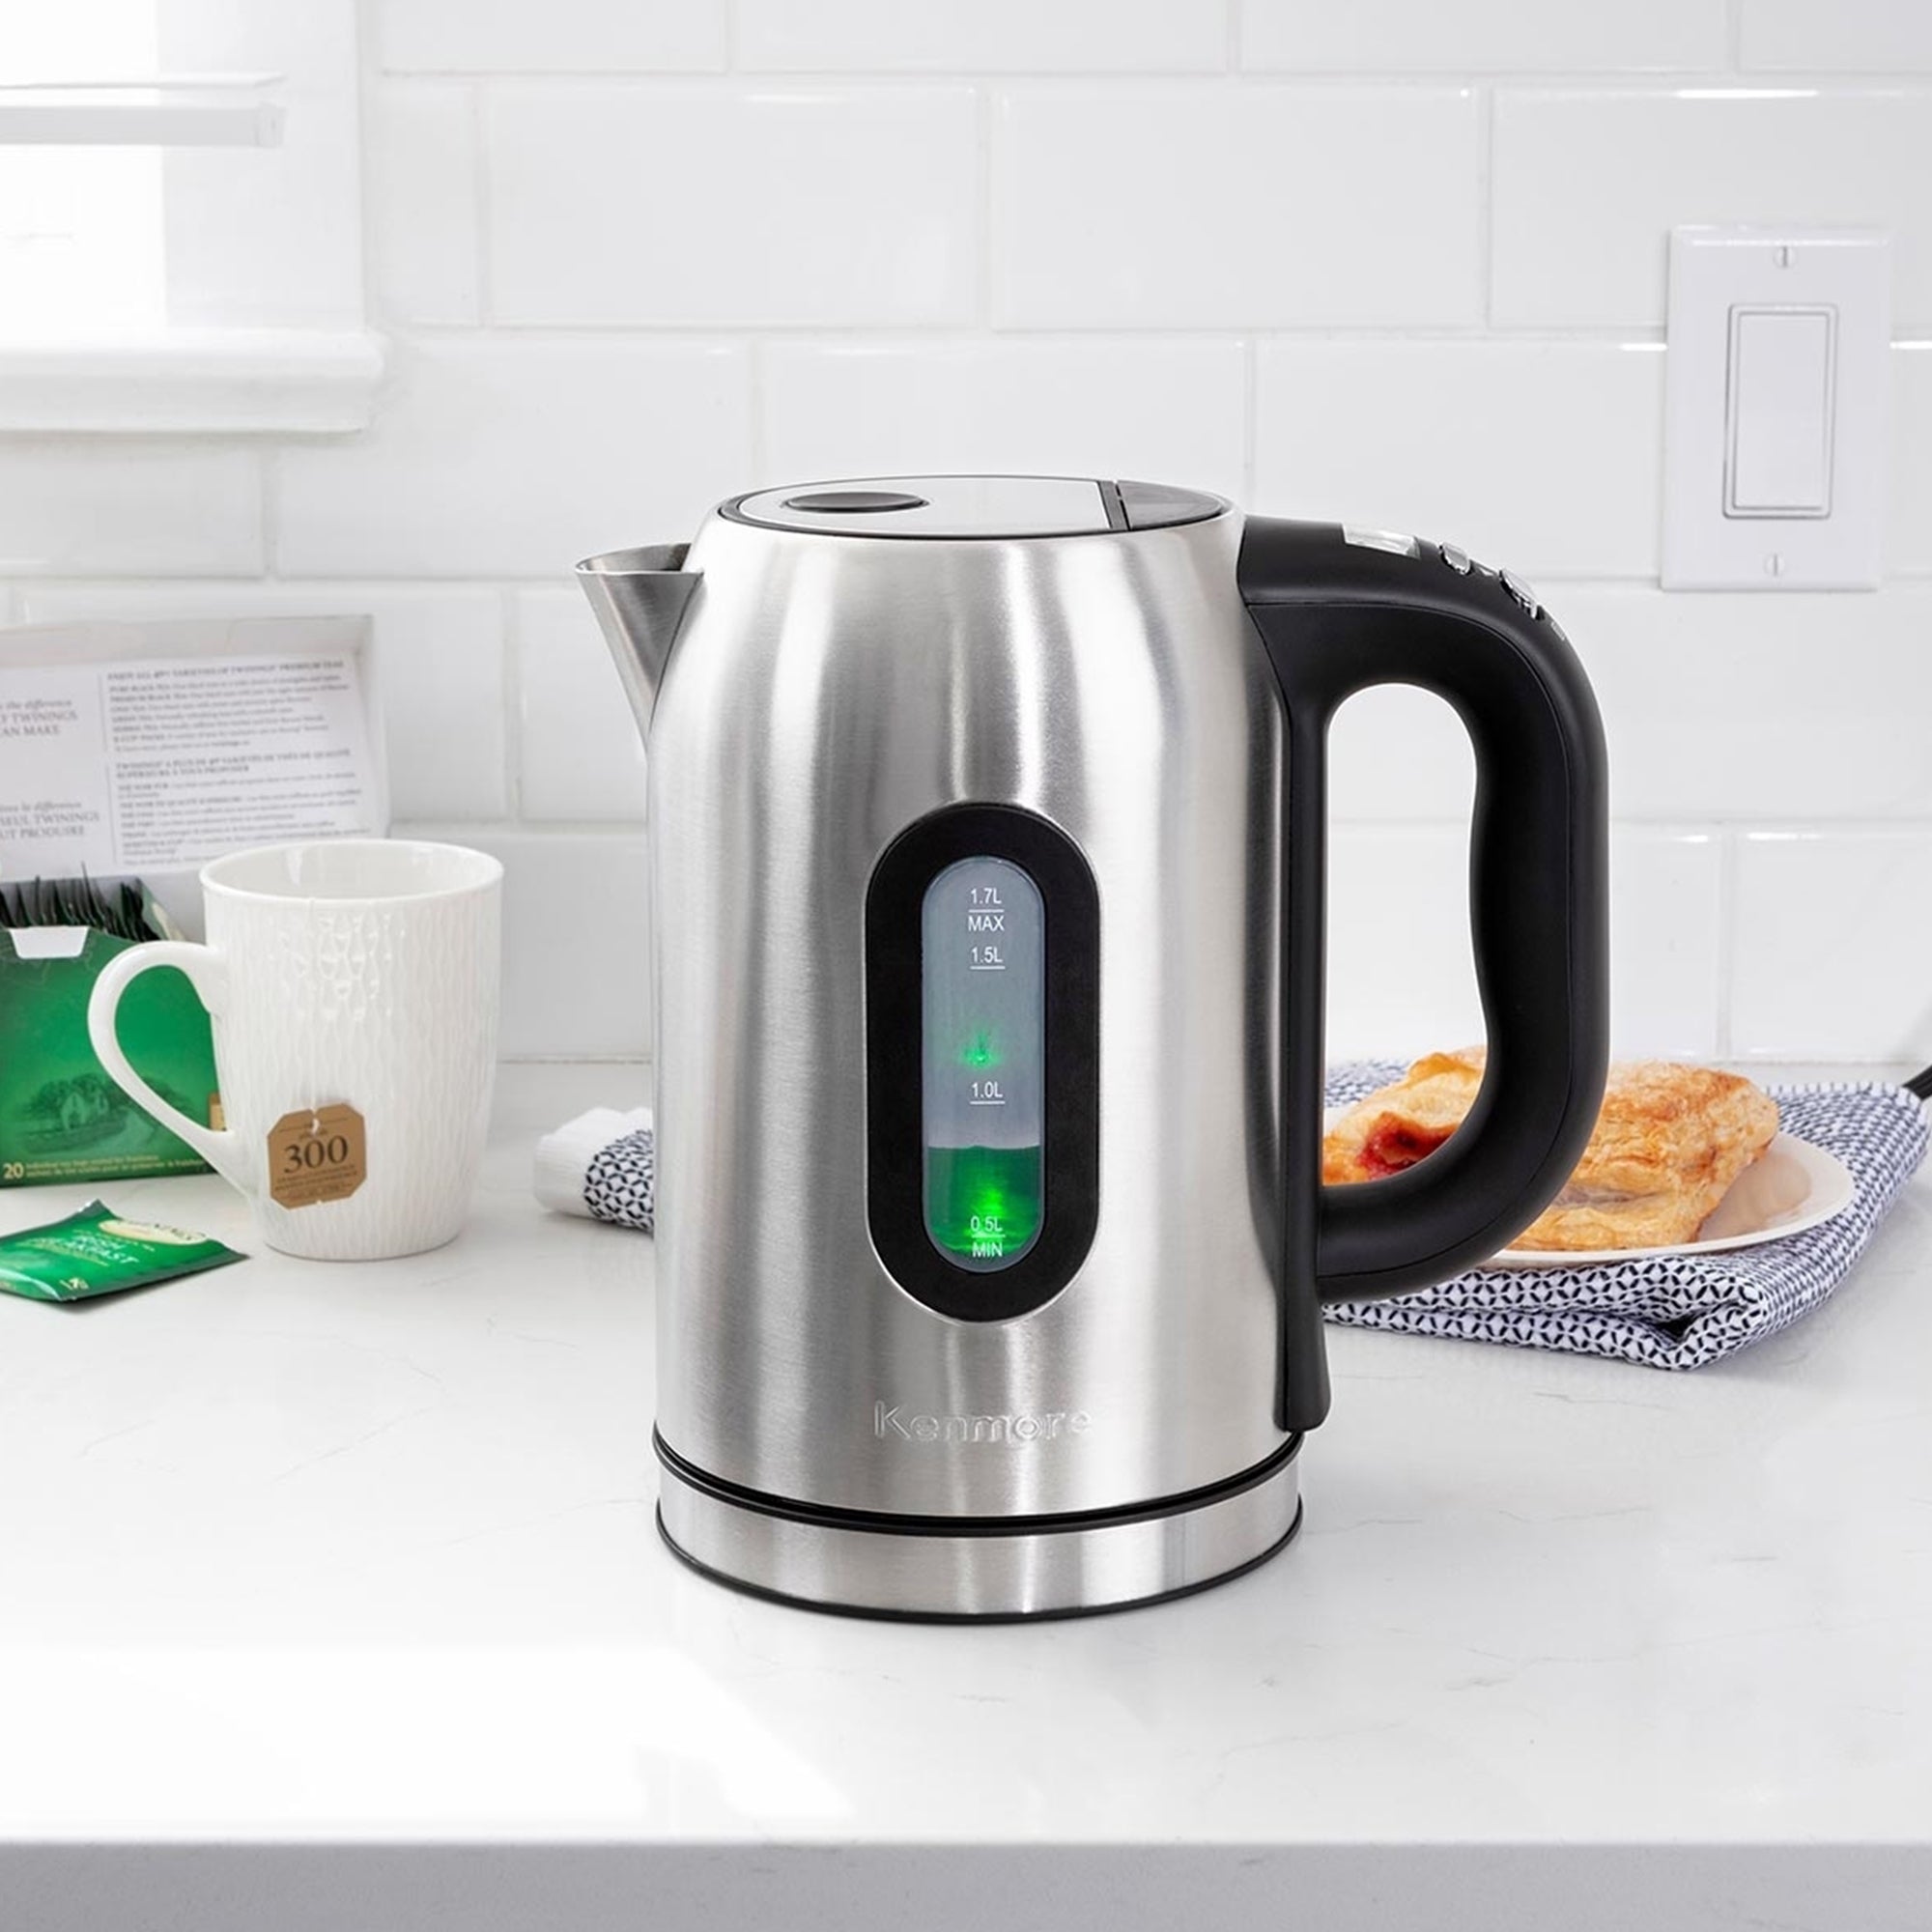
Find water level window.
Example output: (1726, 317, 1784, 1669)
(920, 856, 1044, 1272)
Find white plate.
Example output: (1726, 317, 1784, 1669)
(1486, 1132, 1856, 1268)
(1321, 1111, 1857, 1269)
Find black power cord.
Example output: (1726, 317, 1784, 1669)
(1908, 1064, 1932, 1101)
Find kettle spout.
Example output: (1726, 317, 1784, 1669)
(575, 543, 699, 736)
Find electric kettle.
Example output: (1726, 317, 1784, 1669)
(580, 475, 1608, 1620)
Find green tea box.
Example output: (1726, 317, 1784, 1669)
(0, 881, 218, 1186)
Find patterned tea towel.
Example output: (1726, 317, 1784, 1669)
(534, 1072, 1928, 1369)
(1322, 1063, 1929, 1369)
(533, 1106, 654, 1234)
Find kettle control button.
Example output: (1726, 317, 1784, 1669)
(1439, 543, 1472, 574)
(781, 489, 928, 514)
(1342, 524, 1418, 557)
(1501, 569, 1540, 616)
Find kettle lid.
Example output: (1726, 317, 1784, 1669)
(721, 474, 1225, 540)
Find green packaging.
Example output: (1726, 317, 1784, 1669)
(0, 1199, 244, 1302)
(0, 877, 219, 1187)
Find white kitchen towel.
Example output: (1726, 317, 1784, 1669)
(533, 1072, 1926, 1368)
(533, 1106, 653, 1229)
(1322, 1064, 1928, 1368)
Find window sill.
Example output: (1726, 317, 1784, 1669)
(0, 78, 283, 148)
(0, 329, 386, 435)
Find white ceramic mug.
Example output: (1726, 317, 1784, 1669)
(88, 839, 502, 1262)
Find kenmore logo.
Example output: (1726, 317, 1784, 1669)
(874, 1403, 1092, 1444)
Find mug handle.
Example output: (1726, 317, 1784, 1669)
(87, 941, 249, 1189)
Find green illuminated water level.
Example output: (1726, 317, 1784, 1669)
(958, 1028, 1001, 1069)
(924, 1144, 1042, 1271)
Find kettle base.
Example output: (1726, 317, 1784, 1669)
(654, 1434, 1302, 1621)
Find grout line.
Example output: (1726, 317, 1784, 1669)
(1241, 335, 1259, 504)
(1725, 0, 1746, 71)
(386, 321, 1673, 343)
(1700, 818, 1932, 837)
(975, 84, 994, 330)
(721, 0, 737, 71)
(470, 82, 496, 326)
(499, 583, 524, 820)
(1225, 0, 1241, 71)
(498, 1059, 657, 1074)
(361, 67, 1932, 86)
(1478, 84, 1495, 328)
(79, 564, 1932, 597)
(747, 336, 769, 482)
(1713, 828, 1740, 1059)
(14, 563, 1723, 591)
(1329, 816, 1932, 842)
(1586, 814, 1932, 833)
(352, 0, 384, 328)
(376, 817, 1932, 839)
(258, 449, 279, 579)
(391, 816, 647, 838)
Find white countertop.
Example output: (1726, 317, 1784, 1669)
(3, 1064, 1928, 1932)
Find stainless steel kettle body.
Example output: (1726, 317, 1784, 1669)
(581, 475, 1609, 1619)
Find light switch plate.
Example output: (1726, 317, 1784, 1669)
(1662, 225, 1890, 590)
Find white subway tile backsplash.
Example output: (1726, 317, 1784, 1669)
(1267, 571, 1932, 837)
(485, 87, 978, 327)
(376, 0, 724, 73)
(274, 338, 751, 578)
(1325, 825, 1724, 1061)
(1732, 830, 1932, 1062)
(14, 581, 510, 821)
(0, 444, 261, 577)
(993, 86, 1482, 327)
(738, 0, 1223, 72)
(1557, 583, 1932, 825)
(365, 82, 481, 327)
(1327, 686, 1476, 823)
(515, 587, 648, 822)
(14, 15, 1930, 1065)
(761, 340, 1247, 500)
(1325, 825, 1478, 1059)
(1890, 345, 1932, 574)
(1241, 0, 1725, 72)
(451, 831, 652, 1058)
(1742, 0, 1932, 71)
(1610, 829, 1723, 1059)
(1493, 89, 1932, 328)
(1253, 340, 1662, 577)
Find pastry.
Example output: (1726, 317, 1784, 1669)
(1322, 1048, 1780, 1251)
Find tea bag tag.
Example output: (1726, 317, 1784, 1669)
(268, 1104, 367, 1209)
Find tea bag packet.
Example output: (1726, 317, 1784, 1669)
(0, 1199, 243, 1302)
(0, 875, 220, 1186)
(0, 873, 169, 947)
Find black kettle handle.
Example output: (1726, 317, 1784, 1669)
(1239, 519, 1609, 1430)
